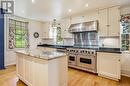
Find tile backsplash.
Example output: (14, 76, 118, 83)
(41, 37, 120, 48)
(41, 38, 74, 45)
(63, 38, 74, 46)
(99, 37, 120, 48)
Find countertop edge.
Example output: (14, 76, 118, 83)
(15, 51, 67, 61)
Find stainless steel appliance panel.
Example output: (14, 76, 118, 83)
(69, 21, 98, 32)
(68, 54, 77, 66)
(77, 55, 96, 70)
(74, 32, 99, 46)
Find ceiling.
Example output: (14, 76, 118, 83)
(13, 0, 130, 21)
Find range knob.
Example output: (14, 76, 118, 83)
(80, 51, 82, 53)
(85, 51, 88, 54)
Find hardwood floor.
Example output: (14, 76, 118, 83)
(0, 65, 130, 86)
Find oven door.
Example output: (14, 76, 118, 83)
(68, 54, 77, 66)
(77, 55, 96, 70)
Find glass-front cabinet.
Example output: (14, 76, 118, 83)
(121, 14, 130, 51)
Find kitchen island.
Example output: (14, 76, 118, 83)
(16, 49, 68, 86)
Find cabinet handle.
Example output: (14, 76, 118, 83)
(118, 59, 120, 62)
(106, 25, 108, 27)
(106, 25, 110, 27)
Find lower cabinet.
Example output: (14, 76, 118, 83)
(33, 58, 48, 86)
(17, 54, 25, 79)
(24, 56, 33, 85)
(16, 53, 67, 86)
(97, 52, 121, 81)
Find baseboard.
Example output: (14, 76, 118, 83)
(98, 72, 120, 81)
(121, 70, 130, 77)
(5, 63, 16, 67)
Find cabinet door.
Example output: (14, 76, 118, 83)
(24, 56, 33, 85)
(71, 17, 83, 24)
(99, 9, 108, 37)
(61, 19, 73, 38)
(108, 6, 120, 36)
(42, 22, 50, 38)
(16, 54, 25, 79)
(33, 58, 48, 86)
(97, 52, 121, 80)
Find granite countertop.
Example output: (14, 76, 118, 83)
(15, 49, 67, 60)
(37, 44, 121, 53)
(97, 48, 121, 54)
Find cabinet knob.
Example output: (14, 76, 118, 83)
(106, 25, 110, 27)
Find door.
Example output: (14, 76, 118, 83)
(97, 52, 121, 80)
(108, 6, 120, 36)
(24, 56, 33, 85)
(42, 22, 50, 38)
(68, 54, 77, 66)
(0, 10, 4, 69)
(60, 18, 72, 38)
(99, 9, 108, 36)
(16, 54, 25, 78)
(77, 55, 96, 70)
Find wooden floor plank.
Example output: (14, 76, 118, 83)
(0, 65, 130, 86)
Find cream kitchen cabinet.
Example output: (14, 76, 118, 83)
(99, 6, 120, 37)
(16, 50, 68, 86)
(16, 54, 33, 86)
(97, 52, 121, 81)
(71, 11, 99, 24)
(42, 22, 51, 39)
(16, 53, 25, 79)
(60, 18, 73, 38)
(24, 56, 34, 85)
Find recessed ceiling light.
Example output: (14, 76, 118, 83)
(32, 0, 35, 3)
(68, 9, 72, 12)
(85, 3, 88, 7)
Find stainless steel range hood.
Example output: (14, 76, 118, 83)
(69, 21, 98, 33)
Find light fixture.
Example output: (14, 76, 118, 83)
(32, 0, 35, 3)
(85, 3, 88, 7)
(68, 9, 72, 12)
(52, 19, 57, 28)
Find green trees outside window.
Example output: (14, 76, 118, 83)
(9, 19, 29, 49)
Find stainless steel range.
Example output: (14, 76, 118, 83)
(67, 48, 97, 73)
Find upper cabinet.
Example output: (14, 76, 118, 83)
(71, 11, 99, 24)
(42, 22, 52, 39)
(42, 19, 73, 39)
(99, 6, 120, 37)
(60, 18, 73, 38)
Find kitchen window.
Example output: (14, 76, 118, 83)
(8, 19, 29, 49)
(51, 24, 63, 45)
(56, 26, 63, 44)
(121, 14, 130, 51)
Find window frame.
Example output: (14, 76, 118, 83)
(8, 19, 29, 49)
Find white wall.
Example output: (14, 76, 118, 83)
(5, 15, 43, 66)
